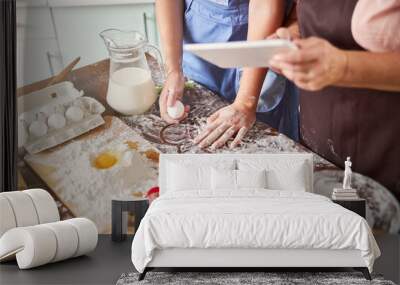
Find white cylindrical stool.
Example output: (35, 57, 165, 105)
(0, 218, 98, 269)
(0, 226, 57, 269)
(24, 189, 60, 224)
(0, 192, 39, 227)
(66, 218, 98, 257)
(43, 221, 79, 262)
(0, 196, 17, 237)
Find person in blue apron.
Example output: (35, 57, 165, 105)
(156, 0, 298, 150)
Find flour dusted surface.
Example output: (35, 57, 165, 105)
(25, 117, 159, 233)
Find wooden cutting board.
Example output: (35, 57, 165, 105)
(25, 116, 160, 233)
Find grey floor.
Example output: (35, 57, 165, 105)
(0, 234, 398, 285)
(0, 235, 134, 285)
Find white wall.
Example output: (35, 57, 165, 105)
(16, 0, 158, 88)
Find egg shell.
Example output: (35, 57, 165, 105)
(167, 101, 185, 119)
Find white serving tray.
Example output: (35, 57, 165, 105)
(18, 81, 106, 154)
(184, 39, 297, 68)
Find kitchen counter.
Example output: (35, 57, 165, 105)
(17, 58, 400, 234)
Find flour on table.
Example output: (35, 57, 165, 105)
(25, 117, 159, 233)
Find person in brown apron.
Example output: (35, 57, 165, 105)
(269, 1, 400, 201)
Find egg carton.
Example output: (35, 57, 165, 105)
(18, 81, 106, 155)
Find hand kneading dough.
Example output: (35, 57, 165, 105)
(29, 121, 48, 137)
(47, 113, 66, 130)
(65, 106, 84, 123)
(167, 101, 185, 119)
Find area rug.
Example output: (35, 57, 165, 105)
(116, 272, 395, 285)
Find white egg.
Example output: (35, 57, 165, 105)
(167, 101, 185, 119)
(48, 113, 66, 129)
(29, 121, 48, 138)
(65, 106, 84, 123)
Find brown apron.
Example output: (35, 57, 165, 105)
(297, 0, 400, 200)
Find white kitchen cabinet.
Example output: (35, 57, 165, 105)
(52, 3, 158, 69)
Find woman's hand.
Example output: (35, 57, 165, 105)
(267, 27, 300, 74)
(268, 25, 300, 41)
(193, 102, 256, 150)
(159, 70, 189, 123)
(269, 37, 348, 91)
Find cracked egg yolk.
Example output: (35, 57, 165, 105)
(94, 152, 118, 169)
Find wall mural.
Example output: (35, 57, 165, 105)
(16, 33, 400, 234)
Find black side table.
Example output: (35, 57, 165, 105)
(332, 199, 366, 218)
(112, 198, 149, 242)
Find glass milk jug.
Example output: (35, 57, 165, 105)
(100, 29, 164, 115)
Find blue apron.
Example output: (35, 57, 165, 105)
(183, 0, 299, 140)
